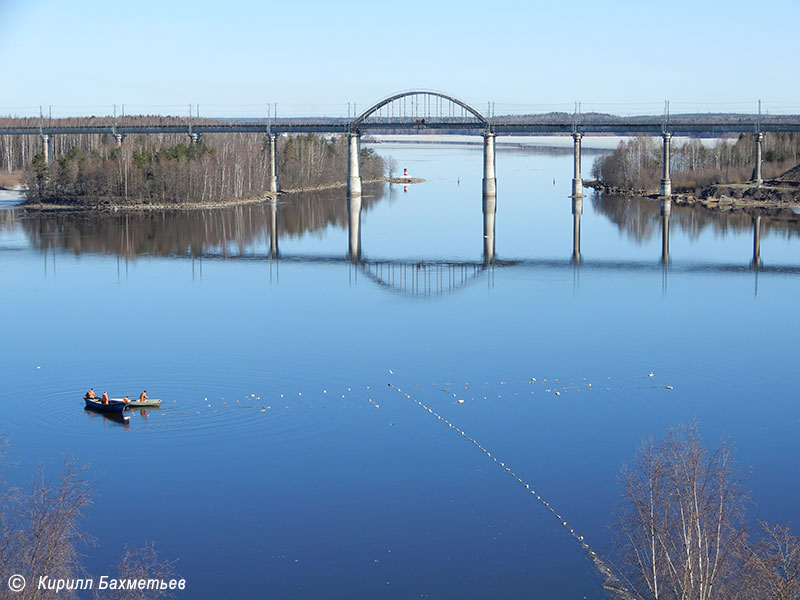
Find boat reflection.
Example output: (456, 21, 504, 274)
(84, 406, 130, 429)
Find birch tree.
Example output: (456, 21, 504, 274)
(611, 423, 746, 600)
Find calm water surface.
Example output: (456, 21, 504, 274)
(1, 142, 799, 599)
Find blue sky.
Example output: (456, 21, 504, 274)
(1, 0, 798, 117)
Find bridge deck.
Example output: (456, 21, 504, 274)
(2, 119, 800, 136)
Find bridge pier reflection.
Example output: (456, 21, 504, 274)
(660, 198, 671, 265)
(483, 193, 496, 265)
(571, 195, 582, 264)
(269, 199, 279, 258)
(752, 215, 762, 268)
(348, 193, 362, 262)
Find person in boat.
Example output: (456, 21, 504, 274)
(85, 388, 96, 399)
(139, 390, 148, 402)
(123, 395, 130, 403)
(101, 391, 110, 405)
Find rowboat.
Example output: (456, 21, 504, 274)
(122, 398, 161, 409)
(84, 397, 128, 414)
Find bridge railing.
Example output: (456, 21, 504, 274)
(3, 100, 800, 127)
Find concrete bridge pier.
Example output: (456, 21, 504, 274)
(660, 198, 671, 265)
(752, 132, 764, 185)
(268, 134, 279, 194)
(660, 132, 672, 197)
(114, 133, 124, 147)
(189, 133, 199, 146)
(483, 192, 496, 265)
(571, 195, 583, 264)
(571, 132, 583, 197)
(752, 215, 762, 268)
(348, 192, 362, 261)
(347, 132, 362, 197)
(482, 132, 496, 197)
(41, 134, 50, 163)
(269, 199, 279, 258)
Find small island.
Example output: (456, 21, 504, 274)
(0, 121, 391, 211)
(588, 134, 800, 211)
(387, 176, 425, 184)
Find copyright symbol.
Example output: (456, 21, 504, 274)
(7, 574, 26, 592)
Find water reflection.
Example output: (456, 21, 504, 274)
(752, 215, 762, 269)
(6, 184, 385, 259)
(83, 407, 130, 430)
(3, 184, 799, 292)
(483, 194, 496, 265)
(359, 260, 491, 296)
(592, 190, 800, 247)
(661, 199, 671, 266)
(592, 190, 800, 270)
(571, 196, 583, 264)
(269, 199, 279, 258)
(347, 194, 362, 262)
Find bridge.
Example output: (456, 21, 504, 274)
(3, 90, 799, 216)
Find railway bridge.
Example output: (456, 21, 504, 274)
(3, 90, 798, 268)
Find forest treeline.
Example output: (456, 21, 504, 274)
(0, 124, 385, 204)
(592, 132, 800, 193)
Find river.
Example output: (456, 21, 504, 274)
(1, 140, 798, 599)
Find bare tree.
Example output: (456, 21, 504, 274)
(609, 422, 746, 600)
(0, 459, 95, 600)
(385, 155, 398, 180)
(0, 437, 178, 600)
(737, 521, 800, 600)
(94, 543, 177, 600)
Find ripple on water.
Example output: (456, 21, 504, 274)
(19, 375, 369, 445)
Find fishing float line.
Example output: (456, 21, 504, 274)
(386, 377, 637, 594)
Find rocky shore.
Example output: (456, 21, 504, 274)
(585, 166, 800, 214)
(21, 193, 279, 213)
(18, 176, 410, 213)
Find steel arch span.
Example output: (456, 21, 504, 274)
(352, 90, 488, 128)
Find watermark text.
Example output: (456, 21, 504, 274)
(30, 575, 186, 594)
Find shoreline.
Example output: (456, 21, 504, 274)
(277, 177, 387, 194)
(18, 177, 397, 212)
(584, 180, 800, 214)
(21, 193, 279, 213)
